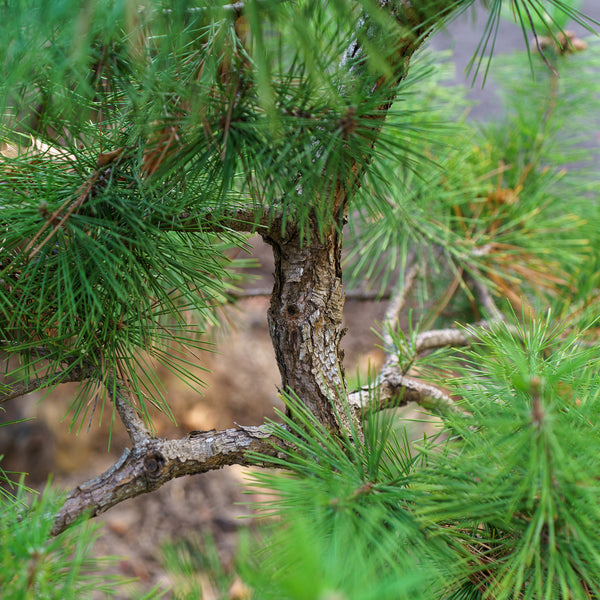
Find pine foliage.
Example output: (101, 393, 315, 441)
(2, 0, 594, 424)
(0, 484, 159, 599)
(1, 0, 600, 598)
(243, 314, 600, 599)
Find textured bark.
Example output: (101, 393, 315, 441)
(49, 316, 482, 535)
(349, 367, 456, 416)
(52, 424, 279, 535)
(263, 221, 351, 435)
(252, 2, 464, 438)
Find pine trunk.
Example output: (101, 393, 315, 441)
(263, 219, 352, 436)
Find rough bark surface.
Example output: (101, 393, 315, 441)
(37, 0, 474, 533)
(51, 425, 279, 535)
(263, 221, 351, 435)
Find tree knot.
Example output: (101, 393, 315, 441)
(143, 450, 165, 479)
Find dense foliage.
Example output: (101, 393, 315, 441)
(1, 0, 600, 598)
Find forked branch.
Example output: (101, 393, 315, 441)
(51, 320, 481, 535)
(51, 424, 278, 536)
(349, 325, 478, 417)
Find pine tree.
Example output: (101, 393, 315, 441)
(2, 0, 600, 597)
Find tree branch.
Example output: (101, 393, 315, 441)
(157, 206, 274, 235)
(465, 265, 506, 322)
(51, 318, 495, 533)
(106, 378, 154, 446)
(382, 258, 419, 357)
(47, 0, 476, 533)
(349, 366, 456, 415)
(53, 346, 458, 535)
(349, 323, 491, 416)
(0, 366, 91, 404)
(52, 424, 280, 536)
(414, 327, 470, 353)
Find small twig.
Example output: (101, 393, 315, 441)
(159, 206, 272, 234)
(0, 368, 91, 404)
(472, 275, 505, 322)
(530, 376, 544, 428)
(413, 320, 507, 354)
(228, 287, 273, 299)
(106, 377, 153, 446)
(345, 289, 392, 302)
(24, 151, 124, 260)
(522, 3, 559, 77)
(382, 259, 419, 358)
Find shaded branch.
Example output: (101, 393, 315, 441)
(473, 277, 504, 321)
(382, 258, 419, 357)
(0, 366, 91, 405)
(161, 0, 278, 17)
(468, 266, 506, 322)
(52, 424, 281, 536)
(158, 206, 273, 235)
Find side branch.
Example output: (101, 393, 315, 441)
(107, 378, 153, 446)
(349, 365, 457, 416)
(382, 258, 419, 356)
(158, 206, 274, 235)
(52, 424, 280, 536)
(0, 367, 91, 404)
(50, 320, 494, 534)
(349, 324, 491, 416)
